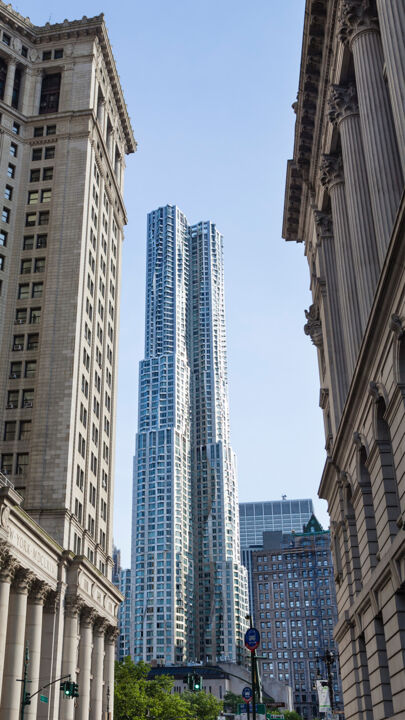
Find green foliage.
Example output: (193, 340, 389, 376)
(114, 657, 223, 720)
(224, 690, 244, 712)
(283, 712, 304, 720)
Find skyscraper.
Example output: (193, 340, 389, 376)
(132, 205, 247, 666)
(0, 5, 135, 718)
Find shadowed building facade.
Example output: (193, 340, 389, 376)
(0, 4, 136, 718)
(283, 1, 405, 719)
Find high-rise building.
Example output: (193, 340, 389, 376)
(239, 498, 314, 621)
(0, 5, 135, 719)
(239, 499, 314, 549)
(283, 0, 405, 718)
(112, 546, 132, 662)
(131, 204, 248, 666)
(251, 516, 343, 720)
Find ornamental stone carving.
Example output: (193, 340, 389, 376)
(313, 210, 333, 240)
(0, 545, 18, 582)
(44, 589, 60, 613)
(319, 154, 344, 190)
(29, 579, 48, 603)
(80, 606, 97, 627)
(105, 624, 120, 643)
(338, 0, 379, 46)
(94, 617, 109, 636)
(328, 83, 359, 126)
(12, 567, 36, 593)
(304, 304, 323, 348)
(64, 593, 84, 618)
(390, 314, 405, 338)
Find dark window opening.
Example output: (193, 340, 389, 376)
(0, 58, 6, 100)
(39, 73, 61, 114)
(12, 68, 21, 109)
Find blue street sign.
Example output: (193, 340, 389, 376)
(244, 627, 260, 651)
(242, 686, 253, 701)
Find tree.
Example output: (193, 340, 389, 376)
(114, 656, 191, 720)
(183, 690, 223, 720)
(223, 691, 244, 712)
(283, 712, 304, 720)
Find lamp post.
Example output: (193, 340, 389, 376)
(316, 649, 335, 715)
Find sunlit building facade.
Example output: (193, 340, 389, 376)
(131, 205, 247, 665)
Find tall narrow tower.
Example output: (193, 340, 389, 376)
(132, 205, 247, 666)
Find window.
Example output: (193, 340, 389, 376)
(18, 284, 29, 299)
(33, 126, 44, 137)
(39, 73, 61, 114)
(10, 362, 22, 379)
(19, 420, 31, 440)
(21, 46, 28, 58)
(21, 259, 32, 274)
(0, 254, 4, 271)
(2, 207, 10, 222)
(12, 122, 20, 135)
(27, 333, 39, 351)
(25, 213, 36, 227)
(25, 361, 36, 378)
(4, 421, 16, 441)
(28, 190, 39, 205)
(41, 189, 51, 203)
(32, 282, 43, 298)
(34, 258, 45, 273)
(2, 33, 11, 46)
(42, 167, 53, 181)
(1, 454, 13, 475)
(7, 164, 15, 178)
(76, 465, 84, 490)
(7, 390, 19, 408)
(4, 185, 12, 201)
(36, 234, 47, 249)
(45, 146, 55, 159)
(32, 148, 42, 161)
(30, 308, 41, 324)
(38, 211, 49, 225)
(42, 50, 51, 61)
(22, 389, 34, 408)
(0, 230, 7, 246)
(10, 142, 17, 157)
(15, 308, 27, 324)
(16, 453, 29, 475)
(30, 169, 40, 182)
(54, 49, 63, 59)
(46, 124, 56, 135)
(23, 236, 34, 250)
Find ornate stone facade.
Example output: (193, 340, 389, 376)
(283, 1, 405, 719)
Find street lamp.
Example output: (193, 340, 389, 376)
(315, 649, 335, 713)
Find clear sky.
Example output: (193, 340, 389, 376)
(21, 0, 329, 565)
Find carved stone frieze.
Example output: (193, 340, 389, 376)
(338, 0, 379, 46)
(319, 154, 344, 190)
(304, 303, 323, 348)
(328, 83, 359, 126)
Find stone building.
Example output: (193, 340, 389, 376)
(0, 4, 135, 719)
(250, 516, 342, 719)
(283, 1, 405, 719)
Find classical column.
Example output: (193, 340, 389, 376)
(25, 580, 47, 720)
(60, 595, 82, 720)
(339, 0, 403, 261)
(37, 590, 60, 720)
(76, 607, 96, 720)
(319, 154, 362, 377)
(0, 548, 18, 706)
(91, 619, 107, 719)
(103, 626, 118, 719)
(0, 568, 34, 720)
(328, 83, 380, 330)
(3, 59, 17, 106)
(314, 211, 349, 420)
(376, 0, 405, 175)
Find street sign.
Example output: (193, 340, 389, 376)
(238, 703, 248, 714)
(39, 695, 48, 704)
(242, 686, 253, 702)
(244, 627, 260, 651)
(267, 715, 283, 719)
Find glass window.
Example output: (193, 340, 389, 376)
(25, 213, 36, 227)
(41, 189, 51, 203)
(28, 190, 39, 205)
(10, 362, 22, 379)
(25, 360, 36, 378)
(0, 254, 4, 270)
(1, 454, 13, 474)
(32, 148, 42, 161)
(4, 185, 12, 200)
(15, 308, 27, 324)
(46, 124, 56, 135)
(39, 73, 61, 114)
(36, 234, 47, 249)
(38, 211, 49, 225)
(21, 259, 32, 274)
(2, 33, 11, 46)
(44, 146, 55, 159)
(7, 164, 15, 178)
(10, 142, 17, 157)
(32, 282, 43, 298)
(12, 122, 20, 135)
(54, 49, 63, 59)
(19, 420, 31, 440)
(27, 333, 39, 351)
(34, 258, 45, 273)
(2, 207, 10, 222)
(21, 46, 28, 58)
(0, 230, 7, 246)
(7, 390, 19, 407)
(4, 421, 16, 441)
(33, 126, 44, 137)
(42, 50, 51, 61)
(16, 453, 29, 475)
(30, 308, 41, 324)
(12, 334, 24, 351)
(18, 284, 29, 299)
(42, 167, 53, 181)
(23, 236, 34, 250)
(30, 169, 40, 182)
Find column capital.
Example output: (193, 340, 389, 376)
(338, 0, 379, 46)
(304, 303, 323, 348)
(94, 617, 109, 636)
(64, 593, 84, 618)
(0, 545, 18, 583)
(28, 579, 48, 604)
(313, 210, 333, 242)
(12, 567, 36, 594)
(105, 624, 119, 643)
(44, 588, 60, 613)
(328, 83, 359, 125)
(319, 154, 344, 191)
(80, 606, 97, 628)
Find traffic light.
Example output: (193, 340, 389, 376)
(72, 683, 79, 698)
(187, 673, 194, 691)
(23, 692, 31, 706)
(193, 673, 203, 691)
(60, 681, 79, 698)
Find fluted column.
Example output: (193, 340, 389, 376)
(376, 0, 405, 175)
(77, 607, 96, 720)
(3, 59, 16, 106)
(339, 0, 403, 261)
(0, 549, 18, 706)
(328, 83, 380, 331)
(320, 154, 363, 377)
(0, 568, 33, 720)
(313, 211, 348, 419)
(91, 619, 107, 719)
(103, 626, 118, 720)
(25, 581, 47, 720)
(60, 595, 82, 720)
(37, 590, 60, 720)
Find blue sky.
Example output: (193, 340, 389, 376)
(22, 0, 328, 565)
